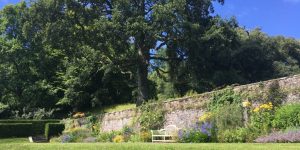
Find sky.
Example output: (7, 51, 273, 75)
(213, 0, 300, 39)
(0, 0, 300, 39)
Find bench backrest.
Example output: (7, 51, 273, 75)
(165, 125, 179, 136)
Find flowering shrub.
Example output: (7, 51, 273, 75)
(255, 129, 300, 143)
(113, 135, 125, 143)
(178, 122, 213, 143)
(178, 129, 209, 143)
(253, 102, 273, 112)
(199, 112, 212, 122)
(242, 101, 251, 108)
(250, 102, 274, 133)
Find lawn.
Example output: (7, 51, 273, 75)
(0, 139, 299, 150)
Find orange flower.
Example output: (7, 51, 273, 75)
(73, 112, 85, 118)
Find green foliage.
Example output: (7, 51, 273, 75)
(45, 123, 65, 139)
(139, 130, 152, 142)
(272, 104, 300, 129)
(0, 0, 300, 116)
(128, 134, 141, 143)
(213, 103, 244, 131)
(0, 120, 60, 136)
(0, 123, 33, 138)
(209, 87, 242, 111)
(63, 127, 93, 143)
(217, 127, 259, 143)
(97, 131, 122, 143)
(0, 103, 9, 115)
(208, 87, 243, 132)
(179, 130, 209, 143)
(11, 108, 54, 120)
(250, 110, 274, 133)
(139, 101, 165, 131)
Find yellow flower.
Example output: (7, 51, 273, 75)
(199, 112, 212, 122)
(253, 107, 260, 112)
(113, 135, 124, 143)
(242, 101, 251, 107)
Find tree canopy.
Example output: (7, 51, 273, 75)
(0, 0, 300, 118)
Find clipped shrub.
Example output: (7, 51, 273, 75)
(0, 123, 33, 138)
(45, 123, 65, 139)
(272, 104, 300, 129)
(0, 120, 60, 135)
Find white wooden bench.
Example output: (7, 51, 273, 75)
(151, 125, 180, 143)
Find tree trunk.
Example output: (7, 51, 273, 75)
(135, 0, 150, 106)
(136, 47, 149, 106)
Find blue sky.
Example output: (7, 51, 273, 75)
(1, 0, 300, 39)
(214, 0, 300, 39)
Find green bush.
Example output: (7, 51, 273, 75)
(45, 123, 65, 139)
(0, 120, 60, 138)
(178, 129, 209, 143)
(217, 127, 259, 143)
(213, 103, 244, 131)
(250, 110, 274, 133)
(97, 131, 121, 142)
(128, 134, 141, 142)
(139, 101, 165, 131)
(63, 127, 93, 142)
(272, 104, 300, 129)
(0, 123, 33, 138)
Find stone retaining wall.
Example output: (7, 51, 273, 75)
(100, 75, 300, 132)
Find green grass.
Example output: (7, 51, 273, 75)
(0, 140, 299, 150)
(0, 138, 28, 144)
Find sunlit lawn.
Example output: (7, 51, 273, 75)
(0, 138, 300, 150)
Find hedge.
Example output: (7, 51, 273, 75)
(0, 120, 61, 138)
(0, 123, 33, 138)
(45, 123, 65, 139)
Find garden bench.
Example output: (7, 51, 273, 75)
(151, 125, 180, 143)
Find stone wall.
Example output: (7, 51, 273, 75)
(100, 74, 300, 132)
